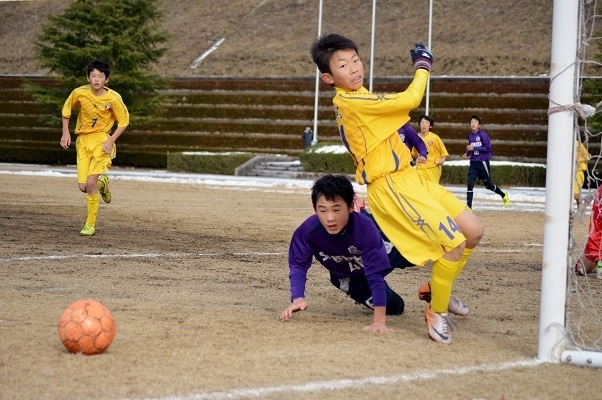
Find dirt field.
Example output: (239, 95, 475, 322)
(1, 168, 601, 400)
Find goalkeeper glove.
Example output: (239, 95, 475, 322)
(410, 43, 433, 72)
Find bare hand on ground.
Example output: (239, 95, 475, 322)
(363, 321, 393, 333)
(279, 298, 307, 321)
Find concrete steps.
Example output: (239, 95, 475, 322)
(1, 75, 575, 167)
(235, 155, 324, 179)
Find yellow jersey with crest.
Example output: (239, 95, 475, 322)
(413, 131, 448, 169)
(62, 85, 129, 136)
(331, 70, 468, 265)
(413, 130, 449, 183)
(332, 69, 429, 185)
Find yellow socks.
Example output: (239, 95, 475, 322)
(454, 247, 474, 281)
(430, 257, 463, 313)
(428, 248, 474, 313)
(85, 194, 100, 226)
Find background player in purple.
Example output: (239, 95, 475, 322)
(279, 174, 413, 333)
(398, 123, 427, 165)
(462, 114, 510, 209)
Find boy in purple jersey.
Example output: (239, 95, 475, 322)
(398, 123, 427, 165)
(462, 114, 509, 209)
(279, 174, 471, 333)
(279, 174, 414, 333)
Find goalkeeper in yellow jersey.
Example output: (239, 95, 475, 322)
(310, 34, 483, 344)
(60, 60, 129, 236)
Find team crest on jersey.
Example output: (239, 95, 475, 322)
(475, 135, 481, 142)
(104, 103, 112, 111)
(347, 245, 361, 256)
(399, 133, 406, 142)
(334, 105, 342, 120)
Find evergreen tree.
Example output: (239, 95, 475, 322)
(29, 0, 169, 126)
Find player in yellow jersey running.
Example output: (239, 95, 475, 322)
(413, 114, 448, 184)
(310, 34, 483, 344)
(60, 60, 129, 236)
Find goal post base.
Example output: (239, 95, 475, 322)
(561, 350, 602, 368)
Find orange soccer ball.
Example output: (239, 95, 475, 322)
(58, 299, 116, 355)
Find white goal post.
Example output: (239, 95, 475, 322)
(538, 0, 602, 367)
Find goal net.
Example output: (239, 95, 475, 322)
(539, 0, 602, 367)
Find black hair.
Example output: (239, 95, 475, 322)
(419, 114, 435, 128)
(469, 114, 482, 124)
(87, 59, 110, 78)
(310, 33, 359, 74)
(311, 174, 355, 209)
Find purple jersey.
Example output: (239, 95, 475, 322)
(466, 129, 493, 161)
(288, 212, 392, 307)
(398, 123, 427, 157)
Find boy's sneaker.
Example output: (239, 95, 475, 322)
(98, 175, 111, 203)
(502, 192, 510, 207)
(424, 306, 452, 344)
(447, 296, 470, 316)
(79, 223, 95, 236)
(352, 194, 365, 213)
(417, 281, 469, 316)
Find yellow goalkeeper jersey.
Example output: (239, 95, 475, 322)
(62, 85, 129, 136)
(332, 69, 428, 185)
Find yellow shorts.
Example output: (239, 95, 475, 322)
(75, 132, 115, 184)
(367, 168, 467, 266)
(416, 166, 442, 184)
(574, 170, 585, 196)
